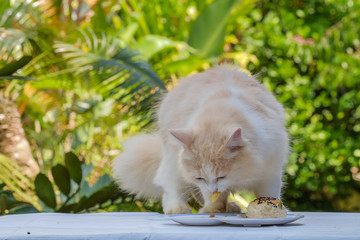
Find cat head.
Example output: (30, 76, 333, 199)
(170, 127, 255, 196)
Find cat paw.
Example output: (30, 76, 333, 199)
(226, 201, 243, 213)
(165, 205, 192, 215)
(198, 206, 225, 214)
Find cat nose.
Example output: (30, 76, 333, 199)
(207, 186, 218, 193)
(207, 183, 218, 193)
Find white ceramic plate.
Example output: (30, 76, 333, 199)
(168, 213, 304, 227)
(168, 213, 238, 226)
(216, 213, 304, 227)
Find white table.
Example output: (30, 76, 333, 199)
(0, 212, 359, 239)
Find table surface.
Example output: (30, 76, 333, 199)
(1, 212, 359, 240)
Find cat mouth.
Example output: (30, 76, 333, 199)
(210, 191, 220, 202)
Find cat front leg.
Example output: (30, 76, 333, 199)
(161, 189, 192, 215)
(153, 146, 192, 215)
(225, 201, 243, 213)
(155, 176, 192, 215)
(198, 191, 228, 213)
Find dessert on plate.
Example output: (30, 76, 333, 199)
(246, 197, 287, 218)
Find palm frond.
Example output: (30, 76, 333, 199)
(39, 0, 94, 24)
(0, 0, 31, 28)
(38, 0, 63, 20)
(53, 29, 166, 121)
(54, 30, 166, 91)
(0, 56, 32, 76)
(0, 154, 41, 210)
(0, 28, 36, 61)
(19, 52, 74, 90)
(0, 0, 10, 18)
(0, 0, 51, 63)
(0, 76, 36, 81)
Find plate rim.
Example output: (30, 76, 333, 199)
(168, 213, 225, 226)
(216, 213, 304, 226)
(215, 213, 303, 220)
(168, 213, 240, 217)
(168, 213, 304, 226)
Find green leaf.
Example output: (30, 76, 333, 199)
(74, 183, 119, 212)
(0, 0, 10, 17)
(0, 194, 7, 214)
(57, 202, 79, 213)
(64, 152, 83, 185)
(0, 190, 15, 203)
(135, 35, 189, 60)
(166, 55, 208, 75)
(119, 22, 139, 44)
(188, 0, 240, 58)
(0, 76, 37, 81)
(51, 164, 71, 196)
(54, 39, 166, 90)
(7, 204, 39, 214)
(105, 47, 166, 89)
(35, 173, 56, 209)
(0, 56, 32, 76)
(91, 0, 111, 32)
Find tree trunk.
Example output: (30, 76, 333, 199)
(0, 96, 40, 177)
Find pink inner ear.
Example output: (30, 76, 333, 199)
(169, 128, 193, 148)
(233, 128, 242, 138)
(226, 128, 244, 151)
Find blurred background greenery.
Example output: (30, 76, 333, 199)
(0, 0, 359, 215)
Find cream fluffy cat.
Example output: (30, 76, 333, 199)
(113, 65, 288, 214)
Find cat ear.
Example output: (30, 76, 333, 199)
(169, 128, 193, 148)
(226, 128, 244, 152)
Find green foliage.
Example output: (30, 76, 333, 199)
(0, 56, 32, 77)
(1, 151, 161, 214)
(0, 56, 35, 89)
(35, 173, 57, 209)
(0, 154, 41, 210)
(232, 0, 360, 211)
(51, 164, 71, 196)
(188, 0, 241, 58)
(33, 152, 121, 212)
(0, 183, 38, 215)
(64, 152, 83, 185)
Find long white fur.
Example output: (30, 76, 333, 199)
(112, 65, 289, 214)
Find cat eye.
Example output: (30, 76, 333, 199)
(195, 177, 204, 181)
(216, 176, 226, 181)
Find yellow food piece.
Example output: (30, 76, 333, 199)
(210, 192, 220, 202)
